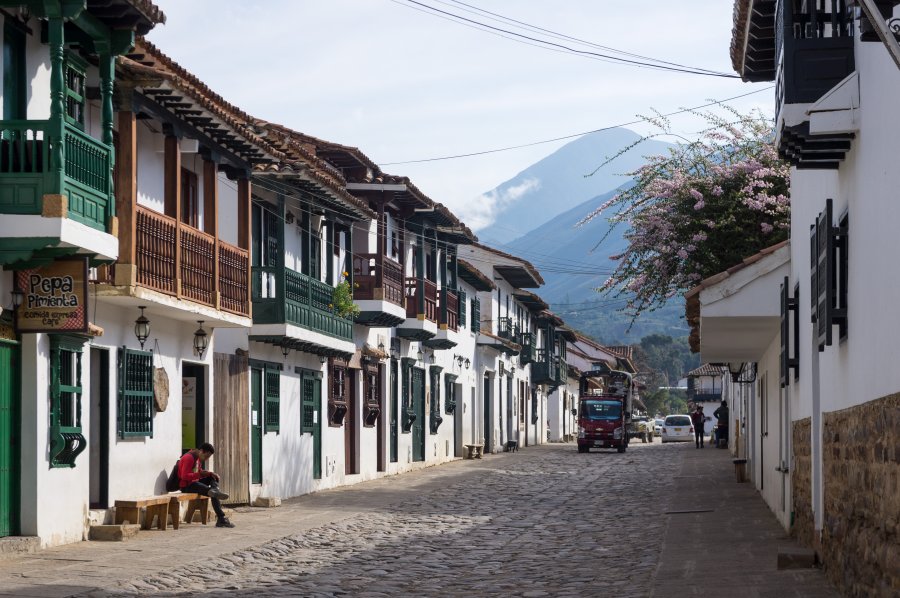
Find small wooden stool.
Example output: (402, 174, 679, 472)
(172, 493, 211, 526)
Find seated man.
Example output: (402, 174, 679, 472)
(178, 442, 235, 528)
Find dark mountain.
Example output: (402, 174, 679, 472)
(476, 127, 672, 246)
(472, 128, 688, 345)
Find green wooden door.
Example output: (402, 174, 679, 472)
(301, 375, 322, 480)
(412, 367, 425, 462)
(390, 360, 398, 463)
(250, 368, 263, 485)
(0, 340, 20, 537)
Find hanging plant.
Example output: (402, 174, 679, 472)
(331, 271, 361, 319)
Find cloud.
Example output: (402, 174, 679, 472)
(461, 177, 541, 231)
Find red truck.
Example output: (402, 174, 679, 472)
(577, 368, 635, 454)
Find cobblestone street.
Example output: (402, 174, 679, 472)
(96, 442, 675, 598)
(0, 442, 839, 597)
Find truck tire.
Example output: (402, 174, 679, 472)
(641, 432, 647, 444)
(578, 445, 588, 453)
(646, 432, 652, 443)
(617, 445, 626, 453)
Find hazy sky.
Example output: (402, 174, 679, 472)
(146, 1, 772, 231)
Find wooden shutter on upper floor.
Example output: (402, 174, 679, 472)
(779, 277, 799, 387)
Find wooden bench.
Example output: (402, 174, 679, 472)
(463, 444, 484, 459)
(168, 493, 210, 529)
(114, 496, 171, 531)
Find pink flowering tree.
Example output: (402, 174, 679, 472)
(580, 108, 790, 318)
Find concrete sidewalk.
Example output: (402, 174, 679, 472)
(651, 446, 840, 598)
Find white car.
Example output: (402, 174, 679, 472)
(654, 418, 664, 437)
(661, 414, 694, 443)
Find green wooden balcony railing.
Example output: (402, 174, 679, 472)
(0, 119, 112, 232)
(519, 332, 535, 364)
(252, 265, 353, 341)
(532, 349, 566, 386)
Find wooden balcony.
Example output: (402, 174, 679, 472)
(0, 119, 113, 232)
(133, 205, 250, 317)
(532, 350, 565, 387)
(440, 289, 459, 332)
(688, 390, 723, 403)
(519, 332, 535, 365)
(398, 277, 438, 340)
(352, 253, 406, 326)
(405, 277, 438, 321)
(497, 317, 518, 341)
(252, 265, 353, 342)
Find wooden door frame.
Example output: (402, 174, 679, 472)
(0, 340, 20, 538)
(250, 366, 263, 485)
(89, 347, 110, 509)
(344, 369, 358, 475)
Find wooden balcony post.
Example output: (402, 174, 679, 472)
(47, 15, 65, 185)
(164, 132, 182, 297)
(237, 175, 251, 316)
(203, 157, 220, 309)
(415, 238, 425, 317)
(376, 203, 385, 291)
(114, 108, 137, 287)
(440, 246, 448, 328)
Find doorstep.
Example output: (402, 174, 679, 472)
(0, 536, 40, 561)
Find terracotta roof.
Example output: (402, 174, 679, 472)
(685, 240, 789, 352)
(513, 289, 549, 313)
(377, 174, 477, 243)
(686, 363, 727, 378)
(263, 123, 382, 179)
(126, 40, 375, 220)
(123, 0, 166, 25)
(730, 0, 751, 75)
(458, 259, 495, 291)
(604, 345, 633, 360)
(472, 242, 544, 286)
(729, 0, 777, 81)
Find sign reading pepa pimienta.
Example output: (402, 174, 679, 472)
(15, 257, 90, 334)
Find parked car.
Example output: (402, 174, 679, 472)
(661, 414, 694, 443)
(654, 418, 664, 437)
(631, 415, 655, 443)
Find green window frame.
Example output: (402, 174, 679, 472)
(3, 20, 26, 120)
(429, 365, 443, 434)
(264, 366, 281, 433)
(117, 347, 155, 438)
(458, 289, 467, 328)
(64, 52, 87, 129)
(49, 335, 88, 468)
(471, 297, 480, 333)
(444, 373, 457, 415)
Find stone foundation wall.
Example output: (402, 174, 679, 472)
(790, 417, 814, 548)
(822, 393, 900, 597)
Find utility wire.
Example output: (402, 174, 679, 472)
(443, 0, 731, 75)
(393, 0, 739, 77)
(377, 86, 774, 165)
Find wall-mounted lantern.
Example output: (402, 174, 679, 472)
(134, 306, 150, 349)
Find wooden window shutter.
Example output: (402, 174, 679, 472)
(780, 277, 799, 387)
(117, 347, 155, 439)
(264, 366, 280, 433)
(813, 199, 848, 351)
(429, 366, 443, 434)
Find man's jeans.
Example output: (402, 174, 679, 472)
(694, 429, 704, 447)
(181, 476, 225, 519)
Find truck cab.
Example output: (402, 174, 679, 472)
(577, 369, 634, 453)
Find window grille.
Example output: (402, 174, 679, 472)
(117, 347, 154, 438)
(265, 366, 281, 433)
(50, 335, 88, 467)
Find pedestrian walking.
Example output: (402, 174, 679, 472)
(178, 442, 235, 528)
(690, 405, 705, 448)
(713, 400, 730, 446)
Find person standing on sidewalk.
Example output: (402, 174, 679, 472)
(179, 442, 235, 528)
(690, 406, 705, 448)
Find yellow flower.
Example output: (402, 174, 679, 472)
(342, 271, 348, 277)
